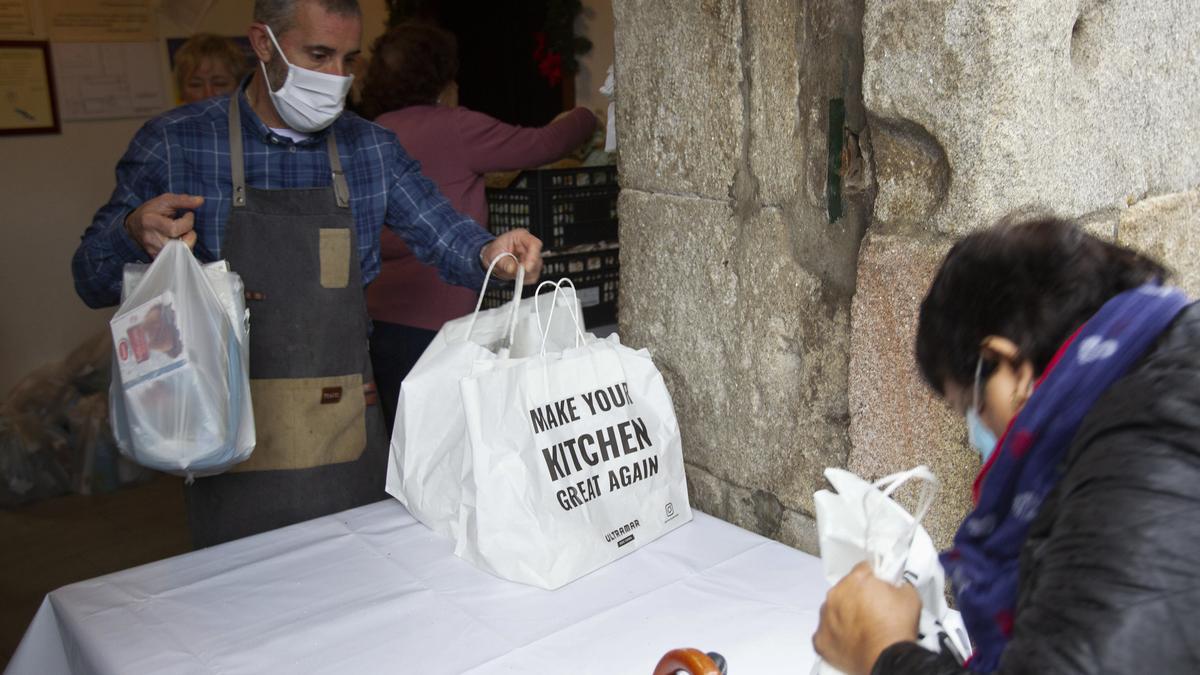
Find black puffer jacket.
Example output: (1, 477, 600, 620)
(874, 302, 1200, 674)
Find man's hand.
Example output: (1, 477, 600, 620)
(812, 561, 921, 675)
(481, 228, 543, 284)
(124, 193, 204, 258)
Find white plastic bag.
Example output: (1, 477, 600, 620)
(386, 258, 586, 538)
(109, 240, 254, 478)
(454, 303, 692, 589)
(812, 467, 972, 674)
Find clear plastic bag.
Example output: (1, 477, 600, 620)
(109, 241, 254, 479)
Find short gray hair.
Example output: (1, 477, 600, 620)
(254, 0, 361, 35)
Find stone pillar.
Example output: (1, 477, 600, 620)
(614, 0, 870, 552)
(613, 0, 1200, 552)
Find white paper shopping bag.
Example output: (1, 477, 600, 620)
(386, 262, 586, 538)
(812, 467, 972, 674)
(456, 332, 693, 589)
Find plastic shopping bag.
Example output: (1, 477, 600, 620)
(386, 258, 587, 538)
(455, 310, 693, 589)
(109, 240, 254, 478)
(811, 467, 972, 674)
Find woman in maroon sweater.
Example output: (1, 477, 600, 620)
(360, 22, 596, 430)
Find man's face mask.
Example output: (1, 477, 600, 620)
(967, 356, 999, 463)
(259, 25, 353, 132)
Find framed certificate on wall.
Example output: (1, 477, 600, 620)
(0, 41, 61, 135)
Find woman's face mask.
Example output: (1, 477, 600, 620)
(966, 356, 999, 463)
(259, 25, 353, 132)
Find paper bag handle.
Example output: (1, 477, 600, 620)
(538, 278, 588, 354)
(466, 252, 526, 344)
(533, 279, 574, 343)
(865, 465, 938, 586)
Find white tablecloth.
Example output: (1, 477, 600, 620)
(6, 500, 827, 674)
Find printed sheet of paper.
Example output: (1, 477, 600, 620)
(0, 43, 56, 130)
(0, 0, 36, 38)
(51, 42, 167, 120)
(45, 0, 155, 42)
(112, 290, 191, 389)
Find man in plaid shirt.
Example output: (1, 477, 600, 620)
(71, 13, 540, 307)
(74, 0, 543, 547)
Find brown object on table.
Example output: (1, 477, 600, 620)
(653, 648, 722, 675)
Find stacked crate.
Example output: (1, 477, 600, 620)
(482, 165, 620, 328)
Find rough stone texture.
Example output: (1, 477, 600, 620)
(863, 0, 1200, 235)
(613, 0, 1198, 561)
(744, 0, 805, 206)
(847, 233, 976, 551)
(620, 191, 851, 523)
(1077, 207, 1121, 242)
(1117, 188, 1200, 298)
(780, 508, 821, 556)
(612, 0, 743, 199)
(869, 119, 949, 236)
(685, 463, 729, 518)
(615, 0, 872, 550)
(743, 0, 869, 212)
(686, 463, 821, 556)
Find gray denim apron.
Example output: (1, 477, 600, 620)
(183, 96, 389, 548)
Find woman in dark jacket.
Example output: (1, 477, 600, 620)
(813, 213, 1200, 674)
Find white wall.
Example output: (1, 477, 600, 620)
(0, 1, 388, 396)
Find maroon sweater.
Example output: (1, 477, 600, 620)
(367, 105, 596, 330)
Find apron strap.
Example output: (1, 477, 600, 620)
(228, 92, 350, 209)
(229, 94, 247, 208)
(327, 132, 350, 208)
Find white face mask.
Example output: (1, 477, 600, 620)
(966, 356, 999, 463)
(259, 25, 353, 132)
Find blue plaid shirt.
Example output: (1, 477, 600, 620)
(72, 88, 493, 308)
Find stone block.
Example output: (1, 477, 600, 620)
(1117, 188, 1200, 298)
(685, 462, 728, 516)
(725, 481, 786, 540)
(619, 190, 852, 518)
(868, 118, 949, 235)
(847, 233, 976, 551)
(612, 0, 743, 199)
(780, 508, 821, 556)
(863, 0, 1200, 234)
(744, 0, 805, 206)
(740, 0, 873, 218)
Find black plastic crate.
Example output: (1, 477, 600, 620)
(482, 245, 619, 329)
(486, 165, 619, 249)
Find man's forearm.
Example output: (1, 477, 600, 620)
(72, 209, 150, 308)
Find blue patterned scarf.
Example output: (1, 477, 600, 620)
(941, 284, 1190, 672)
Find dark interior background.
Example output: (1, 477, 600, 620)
(387, 0, 566, 126)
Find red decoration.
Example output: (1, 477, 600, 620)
(532, 31, 564, 87)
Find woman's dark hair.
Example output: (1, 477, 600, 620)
(915, 211, 1169, 396)
(360, 22, 458, 120)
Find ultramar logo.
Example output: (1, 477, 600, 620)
(605, 519, 641, 548)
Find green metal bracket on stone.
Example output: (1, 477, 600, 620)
(826, 98, 845, 224)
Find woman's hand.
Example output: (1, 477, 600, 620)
(812, 561, 921, 675)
